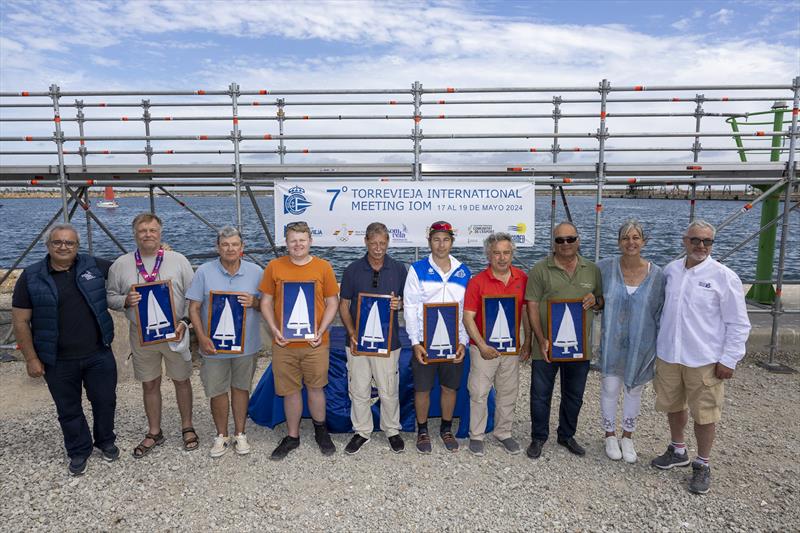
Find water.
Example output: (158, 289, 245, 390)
(1, 195, 797, 280)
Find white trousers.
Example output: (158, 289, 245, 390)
(600, 375, 644, 433)
(346, 347, 401, 438)
(467, 345, 520, 441)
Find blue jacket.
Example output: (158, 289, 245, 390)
(25, 253, 114, 365)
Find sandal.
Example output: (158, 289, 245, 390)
(181, 427, 199, 452)
(132, 430, 165, 459)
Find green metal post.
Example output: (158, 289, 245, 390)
(747, 102, 787, 304)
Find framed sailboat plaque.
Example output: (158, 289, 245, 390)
(354, 293, 393, 357)
(133, 280, 177, 346)
(422, 302, 459, 363)
(482, 295, 519, 355)
(280, 280, 316, 341)
(547, 298, 588, 362)
(208, 291, 247, 354)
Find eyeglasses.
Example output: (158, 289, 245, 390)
(554, 236, 578, 244)
(372, 269, 380, 288)
(687, 237, 714, 247)
(50, 240, 77, 248)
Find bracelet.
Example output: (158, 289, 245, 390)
(180, 317, 191, 327)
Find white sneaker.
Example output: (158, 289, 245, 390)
(605, 436, 622, 460)
(620, 437, 637, 463)
(233, 433, 251, 455)
(210, 434, 230, 458)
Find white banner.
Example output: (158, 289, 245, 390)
(274, 181, 535, 247)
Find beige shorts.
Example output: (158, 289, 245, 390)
(272, 343, 329, 396)
(131, 331, 192, 382)
(200, 355, 258, 398)
(654, 358, 724, 425)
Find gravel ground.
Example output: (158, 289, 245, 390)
(0, 350, 798, 532)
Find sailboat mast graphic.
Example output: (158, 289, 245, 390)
(360, 301, 385, 349)
(287, 286, 312, 335)
(553, 303, 579, 354)
(213, 298, 237, 348)
(145, 290, 170, 338)
(429, 310, 453, 357)
(488, 301, 513, 351)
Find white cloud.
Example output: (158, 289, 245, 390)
(90, 55, 121, 67)
(711, 8, 734, 25)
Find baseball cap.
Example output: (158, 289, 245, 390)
(428, 220, 454, 238)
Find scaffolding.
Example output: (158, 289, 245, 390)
(0, 78, 798, 369)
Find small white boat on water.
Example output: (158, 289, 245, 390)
(96, 186, 119, 208)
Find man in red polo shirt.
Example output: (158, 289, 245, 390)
(463, 232, 531, 456)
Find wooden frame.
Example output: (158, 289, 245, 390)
(353, 293, 394, 357)
(207, 291, 248, 355)
(546, 298, 588, 362)
(422, 302, 460, 363)
(132, 280, 177, 346)
(481, 294, 519, 355)
(279, 280, 316, 341)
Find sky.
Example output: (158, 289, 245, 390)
(0, 0, 798, 167)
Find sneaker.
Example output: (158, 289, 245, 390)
(210, 434, 230, 458)
(233, 433, 251, 455)
(497, 437, 521, 455)
(688, 462, 712, 494)
(440, 431, 459, 452)
(314, 425, 336, 456)
(526, 439, 544, 459)
(270, 436, 300, 461)
(651, 444, 691, 470)
(345, 434, 370, 455)
(605, 436, 622, 461)
(620, 437, 637, 463)
(101, 444, 120, 462)
(388, 434, 405, 454)
(468, 439, 485, 457)
(416, 432, 432, 454)
(68, 456, 88, 476)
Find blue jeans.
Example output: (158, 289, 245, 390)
(43, 348, 117, 460)
(530, 359, 590, 442)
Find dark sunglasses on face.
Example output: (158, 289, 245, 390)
(372, 269, 380, 288)
(554, 236, 578, 244)
(687, 237, 714, 247)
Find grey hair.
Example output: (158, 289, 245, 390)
(618, 219, 646, 241)
(45, 223, 79, 246)
(365, 222, 389, 240)
(554, 220, 578, 235)
(483, 232, 515, 256)
(685, 219, 717, 238)
(217, 225, 243, 245)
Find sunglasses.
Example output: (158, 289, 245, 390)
(554, 236, 578, 244)
(687, 237, 714, 247)
(372, 269, 380, 288)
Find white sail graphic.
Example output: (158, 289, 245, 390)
(287, 286, 312, 335)
(212, 298, 237, 348)
(145, 290, 171, 338)
(488, 301, 513, 352)
(429, 310, 453, 357)
(553, 304, 579, 353)
(360, 301, 385, 349)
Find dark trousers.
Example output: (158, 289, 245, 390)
(43, 348, 117, 460)
(530, 359, 590, 442)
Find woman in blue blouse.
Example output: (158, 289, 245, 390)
(597, 220, 665, 463)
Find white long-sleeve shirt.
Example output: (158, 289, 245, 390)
(656, 256, 751, 369)
(403, 254, 470, 347)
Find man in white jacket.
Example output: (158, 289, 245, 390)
(651, 220, 751, 495)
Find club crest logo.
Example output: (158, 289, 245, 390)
(80, 271, 97, 281)
(283, 185, 312, 215)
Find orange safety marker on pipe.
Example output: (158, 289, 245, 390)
(414, 116, 421, 123)
(164, 116, 172, 121)
(446, 87, 455, 93)
(633, 85, 645, 91)
(573, 147, 582, 152)
(30, 179, 39, 185)
(198, 135, 208, 140)
(259, 89, 269, 95)
(438, 115, 445, 119)
(744, 203, 753, 210)
(627, 178, 637, 184)
(252, 101, 260, 106)
(263, 134, 272, 140)
(562, 177, 572, 183)
(756, 131, 765, 136)
(24, 136, 32, 141)
(165, 150, 174, 154)
(687, 165, 702, 170)
(438, 100, 446, 104)
(595, 204, 603, 212)
(98, 103, 107, 107)
(600, 111, 606, 119)
(507, 167, 522, 172)
(102, 150, 110, 154)
(138, 168, 153, 173)
(20, 91, 30, 96)
(793, 108, 799, 116)
(776, 288, 782, 297)
(721, 97, 729, 101)
(121, 116, 128, 121)
(303, 149, 309, 154)
(233, 118, 239, 124)
(80, 139, 85, 145)
(54, 116, 61, 123)
(302, 115, 309, 120)
(672, 98, 681, 102)
(389, 100, 397, 105)
(195, 90, 206, 95)
(530, 148, 537, 152)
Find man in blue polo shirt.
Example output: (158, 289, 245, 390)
(187, 226, 263, 458)
(339, 222, 408, 454)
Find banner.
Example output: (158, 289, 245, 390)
(274, 181, 535, 247)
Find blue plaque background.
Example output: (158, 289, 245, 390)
(356, 295, 392, 355)
(423, 303, 459, 361)
(281, 281, 316, 340)
(549, 300, 585, 361)
(209, 292, 246, 353)
(134, 281, 176, 345)
(483, 296, 518, 353)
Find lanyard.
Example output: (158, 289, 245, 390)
(135, 247, 164, 283)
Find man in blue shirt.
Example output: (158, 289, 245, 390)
(187, 226, 263, 458)
(339, 222, 407, 454)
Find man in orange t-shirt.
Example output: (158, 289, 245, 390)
(259, 221, 339, 460)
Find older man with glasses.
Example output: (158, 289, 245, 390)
(525, 221, 602, 460)
(12, 223, 118, 476)
(338, 222, 408, 455)
(651, 220, 750, 495)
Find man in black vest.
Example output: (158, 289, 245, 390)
(12, 223, 118, 476)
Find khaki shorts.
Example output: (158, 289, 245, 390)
(272, 343, 329, 396)
(131, 333, 192, 382)
(654, 358, 724, 425)
(200, 355, 258, 398)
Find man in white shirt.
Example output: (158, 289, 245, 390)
(651, 220, 751, 495)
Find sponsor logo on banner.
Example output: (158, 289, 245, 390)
(468, 225, 493, 235)
(510, 235, 526, 243)
(508, 223, 527, 234)
(284, 186, 312, 215)
(333, 225, 354, 242)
